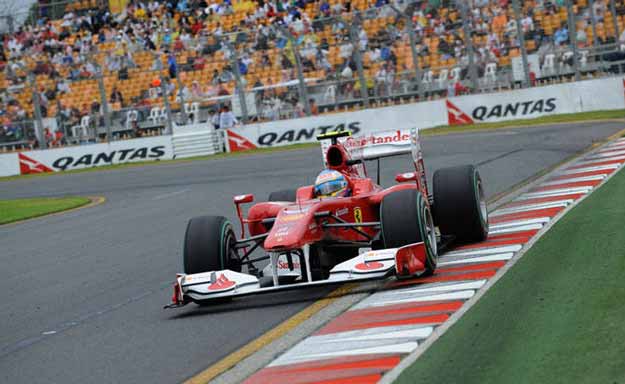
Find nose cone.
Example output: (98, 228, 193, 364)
(264, 209, 315, 250)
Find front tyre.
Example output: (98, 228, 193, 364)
(380, 189, 438, 275)
(433, 164, 488, 243)
(183, 215, 241, 274)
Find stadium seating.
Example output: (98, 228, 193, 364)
(2, 0, 625, 146)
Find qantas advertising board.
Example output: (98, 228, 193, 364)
(446, 77, 624, 126)
(1, 77, 624, 176)
(226, 77, 625, 151)
(0, 136, 173, 177)
(226, 99, 444, 151)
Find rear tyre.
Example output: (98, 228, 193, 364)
(183, 215, 241, 274)
(268, 189, 297, 202)
(433, 164, 488, 243)
(380, 189, 438, 275)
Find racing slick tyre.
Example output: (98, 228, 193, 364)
(183, 215, 241, 274)
(433, 164, 488, 243)
(380, 189, 438, 276)
(268, 189, 297, 202)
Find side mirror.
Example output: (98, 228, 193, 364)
(234, 194, 254, 204)
(395, 172, 417, 183)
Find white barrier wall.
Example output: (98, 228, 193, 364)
(226, 99, 444, 151)
(0, 136, 173, 176)
(1, 77, 623, 177)
(448, 77, 625, 124)
(227, 76, 625, 151)
(0, 153, 18, 177)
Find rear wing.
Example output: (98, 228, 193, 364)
(320, 128, 420, 163)
(319, 128, 426, 193)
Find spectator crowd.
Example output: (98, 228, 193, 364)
(2, 0, 625, 147)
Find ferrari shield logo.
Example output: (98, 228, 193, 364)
(354, 207, 363, 230)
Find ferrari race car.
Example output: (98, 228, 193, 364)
(166, 129, 488, 308)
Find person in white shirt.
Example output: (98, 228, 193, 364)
(218, 105, 238, 129)
(375, 64, 388, 95)
(521, 15, 534, 33)
(358, 28, 368, 51)
(57, 79, 71, 94)
(209, 109, 220, 129)
(339, 39, 353, 59)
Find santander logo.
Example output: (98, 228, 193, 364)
(18, 153, 53, 175)
(278, 261, 301, 270)
(446, 100, 474, 125)
(344, 130, 411, 149)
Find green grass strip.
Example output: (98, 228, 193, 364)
(0, 197, 91, 224)
(1, 109, 623, 182)
(394, 165, 625, 384)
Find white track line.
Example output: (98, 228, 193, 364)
(574, 155, 625, 167)
(488, 223, 544, 235)
(305, 326, 434, 345)
(490, 201, 571, 216)
(517, 187, 591, 199)
(490, 218, 550, 229)
(355, 290, 476, 309)
(541, 175, 606, 186)
(438, 253, 514, 266)
(585, 150, 625, 159)
(270, 342, 420, 367)
(444, 245, 523, 257)
(561, 164, 620, 173)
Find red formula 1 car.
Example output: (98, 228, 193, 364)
(167, 129, 488, 307)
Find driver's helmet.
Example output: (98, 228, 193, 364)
(314, 170, 350, 198)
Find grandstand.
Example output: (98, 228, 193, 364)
(2, 0, 625, 149)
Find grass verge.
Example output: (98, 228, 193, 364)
(0, 196, 91, 224)
(1, 109, 623, 182)
(394, 165, 625, 384)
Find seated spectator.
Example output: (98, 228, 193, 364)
(56, 79, 71, 94)
(309, 98, 319, 115)
(217, 84, 230, 96)
(110, 86, 124, 106)
(219, 66, 235, 83)
(193, 55, 206, 70)
(191, 81, 205, 99)
(44, 127, 54, 146)
(52, 130, 65, 147)
(176, 84, 192, 102)
(167, 53, 177, 78)
(554, 23, 568, 46)
(375, 63, 389, 95)
(204, 83, 218, 97)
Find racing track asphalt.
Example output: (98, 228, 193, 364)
(0, 121, 623, 384)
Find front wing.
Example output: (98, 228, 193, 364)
(166, 242, 428, 307)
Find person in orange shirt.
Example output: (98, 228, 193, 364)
(492, 10, 507, 35)
(309, 98, 319, 115)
